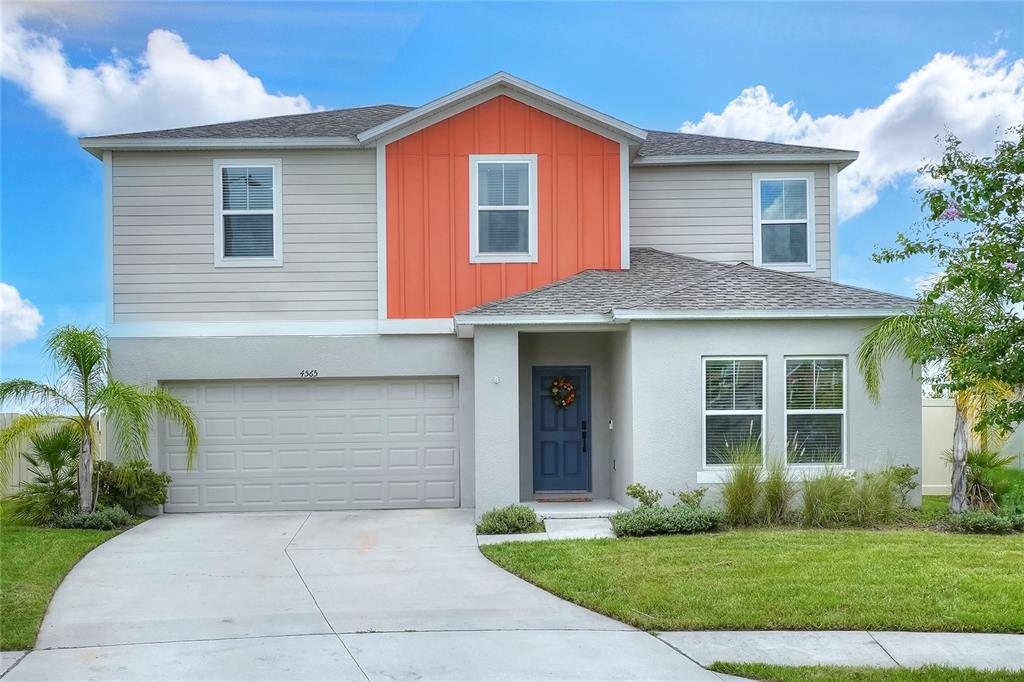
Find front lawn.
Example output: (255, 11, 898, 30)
(481, 529, 1024, 632)
(709, 663, 1022, 681)
(0, 523, 118, 650)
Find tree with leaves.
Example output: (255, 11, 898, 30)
(0, 325, 198, 513)
(858, 290, 1008, 513)
(875, 126, 1023, 433)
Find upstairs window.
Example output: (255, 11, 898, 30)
(214, 160, 282, 267)
(469, 155, 538, 263)
(785, 357, 846, 465)
(703, 357, 766, 466)
(753, 172, 815, 272)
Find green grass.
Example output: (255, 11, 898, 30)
(709, 663, 1022, 681)
(481, 529, 1024, 633)
(1, 523, 118, 650)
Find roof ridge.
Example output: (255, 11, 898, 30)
(729, 262, 916, 303)
(620, 256, 739, 309)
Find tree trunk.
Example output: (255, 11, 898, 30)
(950, 405, 969, 514)
(78, 434, 94, 513)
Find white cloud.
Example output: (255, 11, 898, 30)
(0, 7, 316, 136)
(680, 52, 1024, 220)
(0, 283, 44, 349)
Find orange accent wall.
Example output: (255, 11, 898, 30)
(386, 95, 621, 319)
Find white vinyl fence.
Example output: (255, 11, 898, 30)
(1, 413, 106, 495)
(921, 398, 1024, 495)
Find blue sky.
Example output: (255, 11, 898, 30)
(1, 1, 1021, 384)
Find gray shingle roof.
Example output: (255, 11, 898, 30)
(96, 105, 415, 139)
(456, 248, 913, 318)
(87, 108, 853, 160)
(638, 130, 855, 158)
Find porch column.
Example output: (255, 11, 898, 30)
(473, 326, 520, 517)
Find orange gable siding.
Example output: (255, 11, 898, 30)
(386, 95, 621, 319)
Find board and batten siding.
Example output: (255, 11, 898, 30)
(111, 149, 377, 321)
(629, 164, 833, 279)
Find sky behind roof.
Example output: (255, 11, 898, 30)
(1, 1, 1022, 384)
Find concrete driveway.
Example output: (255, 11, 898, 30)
(6, 510, 721, 681)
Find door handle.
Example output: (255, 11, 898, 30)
(581, 420, 588, 453)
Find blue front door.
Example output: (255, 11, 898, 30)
(533, 366, 591, 493)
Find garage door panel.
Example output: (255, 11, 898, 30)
(161, 378, 460, 512)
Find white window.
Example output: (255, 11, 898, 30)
(753, 172, 815, 272)
(785, 357, 846, 465)
(702, 357, 766, 466)
(214, 159, 282, 267)
(469, 154, 538, 263)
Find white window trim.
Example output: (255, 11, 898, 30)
(784, 356, 848, 467)
(701, 356, 767, 469)
(213, 159, 283, 268)
(468, 154, 538, 264)
(752, 171, 816, 273)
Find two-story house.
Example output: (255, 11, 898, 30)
(80, 73, 921, 515)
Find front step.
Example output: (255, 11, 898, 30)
(524, 499, 627, 520)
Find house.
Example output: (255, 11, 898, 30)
(79, 73, 921, 515)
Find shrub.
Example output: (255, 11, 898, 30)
(673, 486, 707, 509)
(998, 484, 1024, 515)
(759, 458, 795, 526)
(946, 510, 1015, 534)
(625, 483, 663, 508)
(882, 464, 919, 506)
(801, 468, 855, 528)
(611, 505, 722, 537)
(7, 427, 80, 526)
(720, 441, 763, 527)
(95, 459, 172, 515)
(56, 505, 132, 530)
(944, 449, 1015, 511)
(475, 505, 544, 535)
(849, 471, 901, 527)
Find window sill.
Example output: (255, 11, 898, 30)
(214, 258, 284, 268)
(469, 253, 538, 264)
(697, 466, 853, 484)
(756, 262, 816, 273)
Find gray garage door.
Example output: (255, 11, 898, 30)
(160, 378, 460, 512)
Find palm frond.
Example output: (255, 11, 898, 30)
(93, 381, 150, 461)
(856, 313, 930, 402)
(955, 378, 1016, 449)
(143, 386, 199, 470)
(0, 379, 77, 415)
(45, 325, 109, 411)
(0, 412, 74, 486)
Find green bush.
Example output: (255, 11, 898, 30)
(946, 510, 1015, 534)
(7, 427, 80, 526)
(625, 483, 662, 508)
(720, 441, 763, 527)
(882, 464, 919, 505)
(999, 484, 1024, 515)
(611, 505, 722, 537)
(944, 449, 1015, 511)
(475, 505, 544, 535)
(95, 459, 172, 515)
(56, 505, 132, 530)
(760, 458, 795, 526)
(801, 468, 855, 528)
(672, 486, 707, 509)
(848, 471, 901, 527)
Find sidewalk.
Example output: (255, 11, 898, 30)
(658, 630, 1024, 671)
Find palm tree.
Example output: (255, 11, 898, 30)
(857, 290, 1009, 514)
(0, 325, 198, 512)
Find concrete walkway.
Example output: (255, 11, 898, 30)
(4, 510, 720, 681)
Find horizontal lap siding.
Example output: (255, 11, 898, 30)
(111, 150, 377, 321)
(386, 95, 622, 319)
(630, 164, 832, 278)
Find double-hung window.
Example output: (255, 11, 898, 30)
(753, 172, 815, 272)
(785, 357, 846, 465)
(703, 357, 766, 466)
(214, 159, 282, 267)
(469, 154, 538, 263)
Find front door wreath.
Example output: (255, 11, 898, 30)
(549, 377, 577, 409)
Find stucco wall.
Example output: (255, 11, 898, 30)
(628, 319, 922, 500)
(517, 332, 615, 501)
(109, 334, 476, 507)
(609, 328, 635, 505)
(473, 326, 520, 514)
